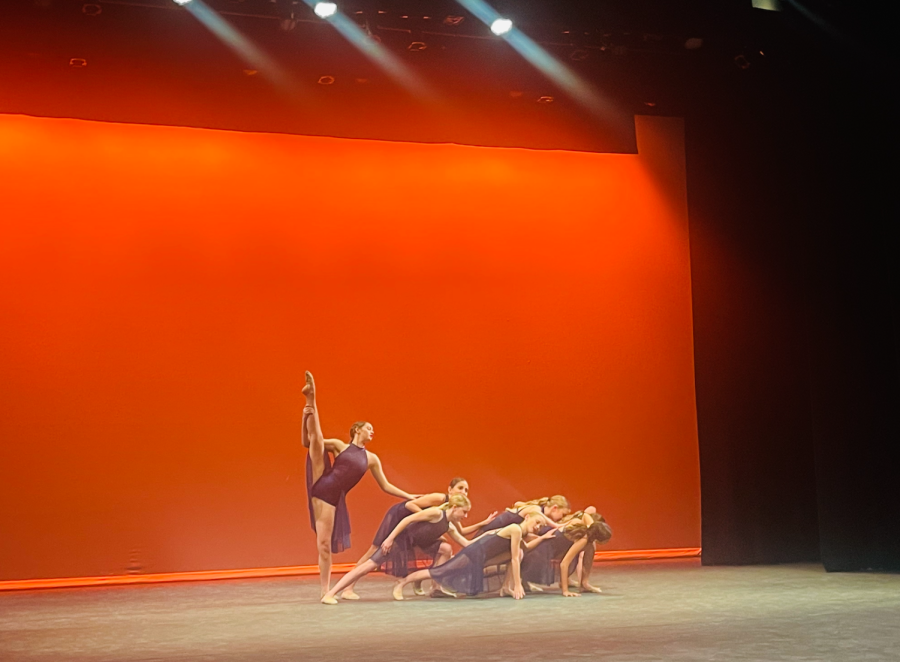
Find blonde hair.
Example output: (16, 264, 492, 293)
(564, 513, 612, 544)
(439, 493, 471, 511)
(512, 495, 569, 511)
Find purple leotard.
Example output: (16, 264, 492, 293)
(521, 527, 577, 586)
(427, 529, 514, 595)
(371, 510, 451, 577)
(371, 494, 448, 547)
(306, 443, 368, 553)
(479, 509, 525, 533)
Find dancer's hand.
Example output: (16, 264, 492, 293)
(512, 583, 525, 600)
(562, 588, 581, 597)
(381, 538, 394, 554)
(539, 529, 556, 541)
(484, 511, 498, 523)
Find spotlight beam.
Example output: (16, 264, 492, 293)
(455, 0, 615, 118)
(178, 0, 297, 93)
(302, 1, 436, 100)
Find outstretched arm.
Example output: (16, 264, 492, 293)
(368, 453, 415, 500)
(506, 527, 525, 599)
(524, 528, 557, 551)
(445, 525, 471, 548)
(559, 538, 589, 597)
(405, 492, 446, 513)
(456, 511, 498, 535)
(381, 508, 440, 553)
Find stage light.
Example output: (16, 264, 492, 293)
(314, 2, 337, 19)
(172, 0, 192, 5)
(490, 18, 513, 36)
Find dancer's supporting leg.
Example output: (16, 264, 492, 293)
(303, 372, 336, 597)
(322, 559, 380, 604)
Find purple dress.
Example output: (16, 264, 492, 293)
(371, 494, 448, 547)
(479, 509, 525, 533)
(370, 510, 451, 577)
(427, 530, 514, 595)
(306, 443, 368, 553)
(521, 527, 578, 586)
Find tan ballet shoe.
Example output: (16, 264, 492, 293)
(340, 589, 360, 600)
(302, 371, 316, 399)
(412, 580, 426, 596)
(320, 596, 338, 605)
(392, 584, 405, 601)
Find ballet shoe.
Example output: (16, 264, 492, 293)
(526, 582, 544, 593)
(413, 582, 426, 596)
(340, 589, 360, 600)
(391, 585, 405, 601)
(430, 585, 457, 598)
(320, 596, 338, 605)
(302, 371, 316, 398)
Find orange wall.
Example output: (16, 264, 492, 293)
(0, 114, 699, 580)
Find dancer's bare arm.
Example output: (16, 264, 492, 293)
(405, 492, 446, 513)
(445, 525, 471, 548)
(381, 507, 442, 553)
(559, 538, 589, 597)
(456, 511, 498, 535)
(367, 453, 415, 499)
(506, 527, 525, 599)
(524, 528, 557, 551)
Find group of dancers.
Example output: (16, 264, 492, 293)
(302, 371, 613, 605)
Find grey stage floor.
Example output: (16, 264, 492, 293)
(1, 559, 899, 662)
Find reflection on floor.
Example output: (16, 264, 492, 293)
(2, 559, 899, 661)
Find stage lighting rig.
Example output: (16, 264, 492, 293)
(490, 18, 512, 36)
(314, 2, 337, 19)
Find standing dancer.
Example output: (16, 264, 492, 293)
(477, 495, 571, 533)
(392, 513, 546, 600)
(522, 512, 612, 596)
(302, 371, 416, 596)
(339, 477, 470, 600)
(322, 494, 473, 604)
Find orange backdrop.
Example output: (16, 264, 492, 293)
(0, 114, 699, 580)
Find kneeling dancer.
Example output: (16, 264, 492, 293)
(321, 494, 472, 604)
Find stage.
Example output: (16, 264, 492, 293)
(2, 560, 897, 661)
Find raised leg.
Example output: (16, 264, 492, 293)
(302, 371, 327, 484)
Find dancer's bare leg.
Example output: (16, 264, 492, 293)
(303, 371, 335, 596)
(392, 569, 432, 601)
(313, 498, 336, 597)
(340, 545, 377, 600)
(322, 559, 378, 604)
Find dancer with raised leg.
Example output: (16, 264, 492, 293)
(392, 513, 546, 601)
(322, 494, 473, 604)
(302, 371, 416, 596)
